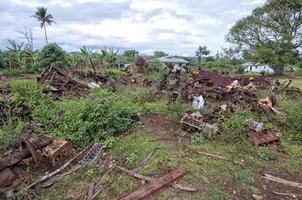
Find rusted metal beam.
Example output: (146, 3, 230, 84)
(0, 135, 53, 172)
(115, 168, 187, 200)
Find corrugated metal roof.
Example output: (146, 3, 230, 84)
(158, 56, 189, 64)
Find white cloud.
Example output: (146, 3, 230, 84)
(0, 0, 265, 55)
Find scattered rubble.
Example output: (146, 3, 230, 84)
(245, 118, 281, 145)
(181, 112, 218, 134)
(38, 65, 90, 96)
(248, 129, 281, 145)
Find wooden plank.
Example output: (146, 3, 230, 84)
(115, 168, 187, 200)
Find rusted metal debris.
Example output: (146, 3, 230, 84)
(0, 135, 53, 172)
(115, 168, 187, 200)
(181, 112, 218, 134)
(0, 135, 53, 192)
(136, 57, 147, 73)
(142, 79, 152, 87)
(43, 140, 73, 167)
(81, 143, 105, 166)
(248, 129, 281, 145)
(194, 68, 236, 89)
(38, 65, 90, 95)
(122, 74, 136, 85)
(72, 70, 109, 85)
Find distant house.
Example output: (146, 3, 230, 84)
(158, 56, 189, 67)
(242, 62, 274, 74)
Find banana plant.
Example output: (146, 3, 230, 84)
(107, 48, 119, 67)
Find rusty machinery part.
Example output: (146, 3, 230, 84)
(0, 168, 16, 188)
(248, 129, 281, 145)
(0, 135, 53, 172)
(20, 137, 40, 164)
(43, 140, 73, 167)
(81, 143, 105, 166)
(181, 113, 204, 130)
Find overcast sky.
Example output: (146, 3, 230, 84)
(0, 0, 266, 55)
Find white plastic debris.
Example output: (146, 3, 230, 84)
(192, 95, 205, 110)
(244, 119, 264, 133)
(88, 82, 100, 89)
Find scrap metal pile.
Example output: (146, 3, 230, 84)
(72, 70, 109, 85)
(38, 65, 90, 96)
(0, 134, 73, 194)
(182, 68, 283, 115)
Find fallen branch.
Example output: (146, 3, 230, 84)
(131, 149, 156, 173)
(27, 149, 85, 189)
(263, 174, 302, 189)
(189, 149, 245, 166)
(272, 191, 301, 198)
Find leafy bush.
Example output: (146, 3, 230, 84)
(0, 121, 25, 151)
(149, 59, 165, 72)
(283, 101, 302, 143)
(103, 68, 125, 79)
(220, 109, 258, 142)
(9, 81, 138, 148)
(10, 80, 43, 106)
(0, 51, 5, 68)
(35, 43, 69, 71)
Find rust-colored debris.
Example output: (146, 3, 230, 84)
(38, 65, 90, 95)
(43, 140, 73, 167)
(194, 68, 235, 88)
(72, 70, 109, 85)
(0, 135, 53, 192)
(142, 79, 152, 87)
(0, 135, 53, 172)
(181, 113, 218, 134)
(115, 168, 187, 200)
(122, 74, 137, 85)
(248, 129, 281, 145)
(136, 57, 147, 73)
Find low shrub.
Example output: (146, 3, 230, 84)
(148, 59, 165, 72)
(220, 108, 258, 142)
(9, 81, 138, 148)
(103, 68, 125, 79)
(283, 101, 302, 143)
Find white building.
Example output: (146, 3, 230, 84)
(242, 62, 274, 74)
(158, 56, 189, 66)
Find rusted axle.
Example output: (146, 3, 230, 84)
(0, 135, 53, 172)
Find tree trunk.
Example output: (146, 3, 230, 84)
(274, 62, 284, 76)
(44, 25, 48, 45)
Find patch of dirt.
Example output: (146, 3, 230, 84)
(252, 172, 302, 200)
(140, 114, 190, 148)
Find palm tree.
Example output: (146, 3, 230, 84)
(196, 46, 210, 64)
(32, 6, 55, 44)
